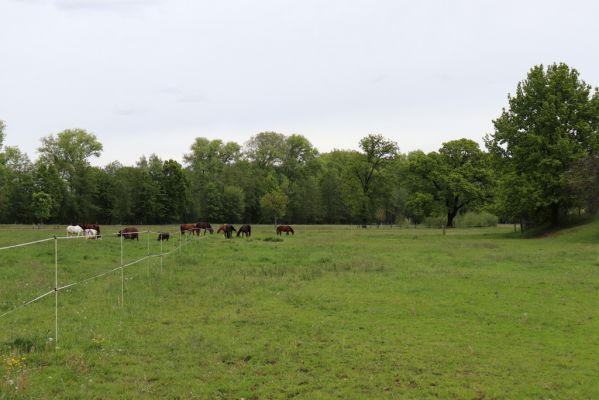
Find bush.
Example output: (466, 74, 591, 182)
(454, 211, 498, 228)
(423, 215, 446, 228)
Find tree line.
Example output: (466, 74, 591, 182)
(1, 63, 598, 228)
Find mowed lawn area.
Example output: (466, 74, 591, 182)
(1, 223, 599, 399)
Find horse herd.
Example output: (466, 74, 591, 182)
(179, 222, 295, 239)
(65, 223, 295, 240)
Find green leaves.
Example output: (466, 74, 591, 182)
(31, 192, 53, 223)
(260, 190, 289, 224)
(407, 139, 491, 227)
(487, 63, 599, 225)
(38, 129, 102, 174)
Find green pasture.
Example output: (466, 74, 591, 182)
(1, 223, 599, 399)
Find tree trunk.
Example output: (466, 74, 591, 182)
(446, 209, 458, 228)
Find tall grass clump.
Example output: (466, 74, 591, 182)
(423, 215, 446, 228)
(454, 211, 498, 228)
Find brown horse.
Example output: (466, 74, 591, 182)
(117, 227, 139, 241)
(180, 223, 199, 235)
(237, 224, 251, 238)
(157, 232, 170, 241)
(276, 225, 294, 235)
(195, 222, 214, 235)
(217, 224, 236, 239)
(80, 223, 101, 234)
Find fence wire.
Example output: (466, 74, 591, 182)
(0, 227, 204, 345)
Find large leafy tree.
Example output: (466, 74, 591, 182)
(161, 159, 190, 222)
(2, 147, 35, 223)
(184, 137, 241, 221)
(319, 150, 364, 223)
(32, 192, 53, 224)
(408, 139, 492, 227)
(244, 132, 287, 169)
(282, 135, 321, 223)
(486, 63, 599, 226)
(260, 189, 288, 225)
(38, 129, 103, 179)
(184, 137, 240, 178)
(37, 129, 103, 222)
(352, 134, 399, 223)
(222, 186, 245, 222)
(354, 134, 399, 195)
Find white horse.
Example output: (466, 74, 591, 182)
(85, 229, 98, 239)
(67, 225, 83, 236)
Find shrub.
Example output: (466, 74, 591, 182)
(423, 215, 446, 228)
(455, 211, 498, 228)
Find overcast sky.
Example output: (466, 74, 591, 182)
(1, 0, 599, 166)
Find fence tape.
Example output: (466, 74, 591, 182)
(0, 237, 55, 252)
(0, 289, 55, 319)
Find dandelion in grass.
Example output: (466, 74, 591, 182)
(3, 354, 26, 371)
(91, 335, 105, 350)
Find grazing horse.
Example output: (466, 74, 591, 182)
(217, 224, 236, 239)
(66, 225, 83, 236)
(237, 224, 251, 238)
(85, 229, 99, 239)
(276, 225, 294, 236)
(157, 232, 170, 241)
(80, 224, 101, 234)
(118, 227, 139, 241)
(180, 223, 199, 235)
(195, 222, 214, 235)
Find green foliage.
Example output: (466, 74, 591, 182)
(260, 190, 288, 224)
(31, 192, 53, 223)
(408, 139, 492, 227)
(37, 129, 102, 178)
(160, 159, 189, 222)
(564, 156, 599, 214)
(486, 63, 599, 226)
(244, 131, 287, 168)
(423, 214, 446, 228)
(359, 134, 399, 168)
(222, 186, 245, 222)
(0, 120, 5, 152)
(352, 134, 399, 222)
(454, 211, 498, 228)
(405, 192, 436, 224)
(2, 63, 598, 228)
(203, 182, 223, 222)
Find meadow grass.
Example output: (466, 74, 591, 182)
(1, 223, 599, 399)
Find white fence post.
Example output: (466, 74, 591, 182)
(147, 226, 150, 278)
(120, 231, 124, 307)
(54, 236, 58, 349)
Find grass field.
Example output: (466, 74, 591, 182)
(1, 223, 599, 399)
